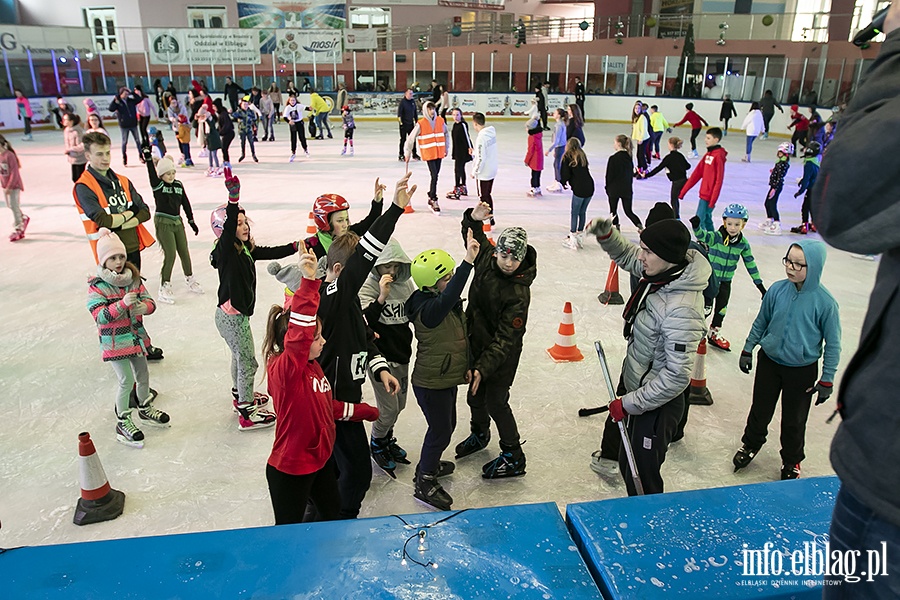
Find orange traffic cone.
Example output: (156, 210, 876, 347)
(597, 261, 625, 305)
(73, 432, 126, 526)
(306, 211, 317, 235)
(483, 221, 495, 245)
(688, 338, 714, 406)
(547, 302, 584, 362)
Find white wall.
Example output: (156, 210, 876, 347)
(18, 0, 143, 28)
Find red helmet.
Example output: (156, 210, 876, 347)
(313, 194, 350, 232)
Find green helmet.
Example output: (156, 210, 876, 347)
(411, 249, 455, 290)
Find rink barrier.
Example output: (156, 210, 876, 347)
(566, 476, 840, 599)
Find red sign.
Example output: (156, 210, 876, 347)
(647, 80, 662, 87)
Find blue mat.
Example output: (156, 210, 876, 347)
(1, 502, 602, 599)
(566, 477, 840, 599)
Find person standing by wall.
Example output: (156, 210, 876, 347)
(397, 88, 419, 162)
(574, 76, 586, 120)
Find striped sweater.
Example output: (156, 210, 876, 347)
(692, 226, 763, 286)
(87, 271, 156, 361)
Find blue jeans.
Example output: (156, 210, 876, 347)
(746, 135, 756, 157)
(120, 126, 141, 160)
(570, 194, 592, 233)
(651, 130, 663, 155)
(315, 112, 331, 137)
(824, 486, 900, 598)
(553, 146, 564, 183)
(695, 199, 714, 231)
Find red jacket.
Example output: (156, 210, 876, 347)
(789, 111, 810, 132)
(673, 110, 708, 129)
(267, 277, 375, 476)
(679, 145, 727, 207)
(525, 130, 543, 171)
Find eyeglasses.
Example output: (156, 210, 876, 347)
(783, 257, 807, 271)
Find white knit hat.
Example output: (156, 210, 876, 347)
(95, 227, 127, 267)
(156, 155, 176, 177)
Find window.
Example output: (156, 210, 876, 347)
(84, 7, 118, 54)
(791, 0, 831, 42)
(188, 6, 227, 28)
(349, 7, 390, 28)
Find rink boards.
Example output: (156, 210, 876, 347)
(0, 501, 602, 599)
(566, 476, 840, 599)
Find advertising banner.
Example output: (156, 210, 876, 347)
(147, 29, 260, 65)
(343, 28, 377, 51)
(238, 1, 346, 54)
(0, 25, 93, 56)
(273, 29, 342, 63)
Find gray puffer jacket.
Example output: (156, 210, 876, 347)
(599, 228, 711, 415)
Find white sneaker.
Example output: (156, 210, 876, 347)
(562, 234, 578, 250)
(158, 282, 175, 304)
(185, 275, 204, 294)
(545, 182, 562, 193)
(765, 221, 783, 236)
(757, 218, 772, 230)
(575, 232, 584, 248)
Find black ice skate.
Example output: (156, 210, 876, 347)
(371, 436, 397, 478)
(414, 470, 453, 511)
(733, 445, 760, 472)
(386, 433, 411, 465)
(781, 463, 801, 480)
(482, 444, 526, 479)
(455, 431, 490, 459)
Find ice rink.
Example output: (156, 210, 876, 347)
(0, 118, 875, 548)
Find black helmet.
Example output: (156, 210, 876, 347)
(803, 141, 822, 157)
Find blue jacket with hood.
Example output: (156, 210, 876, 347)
(742, 239, 841, 382)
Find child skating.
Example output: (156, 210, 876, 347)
(758, 142, 793, 236)
(87, 228, 170, 448)
(525, 115, 544, 197)
(340, 105, 355, 156)
(303, 178, 385, 262)
(606, 135, 643, 230)
(678, 127, 727, 232)
(0, 134, 27, 241)
(790, 141, 821, 234)
(735, 240, 841, 480)
(544, 108, 567, 193)
(405, 232, 479, 509)
(672, 103, 709, 158)
(446, 108, 472, 199)
(642, 136, 690, 218)
(690, 203, 767, 351)
(559, 138, 594, 250)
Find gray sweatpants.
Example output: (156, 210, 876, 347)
(109, 355, 150, 418)
(5, 188, 23, 229)
(369, 361, 409, 439)
(215, 308, 258, 407)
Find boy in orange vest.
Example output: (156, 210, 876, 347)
(404, 100, 449, 215)
(74, 131, 163, 360)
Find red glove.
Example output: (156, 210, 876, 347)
(224, 167, 240, 202)
(609, 398, 627, 422)
(333, 401, 379, 422)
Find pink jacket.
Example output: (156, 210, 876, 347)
(15, 96, 33, 119)
(87, 274, 156, 362)
(525, 130, 543, 171)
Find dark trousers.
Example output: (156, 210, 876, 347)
(540, 107, 548, 130)
(239, 130, 256, 158)
(651, 131, 663, 155)
(179, 142, 193, 165)
(530, 169, 541, 188)
(619, 392, 684, 496)
(289, 123, 308, 154)
(467, 376, 520, 448)
(600, 381, 690, 453)
(23, 116, 32, 135)
(221, 132, 234, 164)
(139, 116, 151, 144)
(413, 385, 458, 474)
(427, 158, 442, 199)
(765, 185, 784, 221)
(120, 126, 141, 160)
(332, 420, 372, 519)
(126, 249, 142, 272)
(690, 127, 701, 151)
(71, 163, 86, 183)
(790, 129, 807, 156)
(576, 99, 585, 119)
(710, 280, 732, 329)
(454, 159, 467, 188)
(670, 178, 686, 219)
(801, 190, 813, 223)
(266, 461, 341, 525)
(762, 112, 774, 134)
(741, 349, 817, 465)
(636, 140, 649, 171)
(478, 179, 494, 212)
(608, 192, 643, 228)
(399, 123, 418, 159)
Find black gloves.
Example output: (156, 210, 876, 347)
(739, 351, 753, 374)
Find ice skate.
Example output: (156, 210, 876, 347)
(413, 470, 453, 511)
(9, 228, 24, 242)
(691, 150, 699, 158)
(252, 156, 258, 163)
(185, 275, 204, 294)
(459, 185, 468, 196)
(562, 234, 578, 250)
(427, 196, 441, 215)
(116, 412, 145, 448)
(158, 282, 175, 304)
(575, 232, 584, 248)
(146, 345, 164, 361)
(790, 223, 809, 235)
(733, 445, 760, 472)
(138, 401, 171, 428)
(455, 431, 490, 459)
(446, 186, 460, 200)
(128, 386, 157, 409)
(289, 154, 295, 163)
(19, 214, 30, 235)
(349, 147, 354, 156)
(371, 436, 397, 479)
(707, 327, 731, 351)
(764, 221, 783, 236)
(482, 444, 526, 479)
(781, 463, 801, 480)
(21, 133, 33, 142)
(757, 218, 773, 231)
(232, 389, 270, 413)
(741, 155, 750, 163)
(590, 450, 620, 478)
(236, 403, 276, 431)
(341, 146, 346, 156)
(386, 434, 411, 465)
(545, 181, 562, 193)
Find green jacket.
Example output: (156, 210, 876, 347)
(693, 225, 763, 285)
(410, 302, 468, 389)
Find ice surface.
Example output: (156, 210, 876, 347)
(0, 120, 875, 549)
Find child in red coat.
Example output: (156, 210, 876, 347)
(679, 127, 727, 232)
(525, 117, 544, 197)
(263, 249, 379, 525)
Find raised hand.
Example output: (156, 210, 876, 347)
(471, 201, 493, 222)
(373, 177, 387, 203)
(587, 217, 614, 238)
(465, 229, 480, 264)
(224, 167, 240, 201)
(393, 171, 417, 210)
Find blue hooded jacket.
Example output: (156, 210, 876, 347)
(742, 239, 841, 381)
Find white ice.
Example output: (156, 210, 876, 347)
(0, 119, 874, 549)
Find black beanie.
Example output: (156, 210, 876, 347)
(646, 202, 675, 226)
(640, 219, 690, 265)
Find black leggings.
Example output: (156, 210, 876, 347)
(801, 190, 813, 224)
(454, 159, 467, 188)
(427, 159, 442, 199)
(530, 169, 541, 188)
(221, 131, 235, 164)
(765, 185, 783, 221)
(790, 130, 807, 156)
(139, 116, 151, 144)
(290, 123, 308, 154)
(711, 280, 732, 329)
(466, 376, 520, 448)
(266, 461, 341, 525)
(479, 179, 494, 212)
(332, 420, 372, 519)
(636, 141, 649, 171)
(608, 192, 643, 229)
(670, 178, 687, 219)
(690, 128, 702, 151)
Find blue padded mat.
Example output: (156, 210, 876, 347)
(1, 501, 602, 599)
(566, 477, 840, 599)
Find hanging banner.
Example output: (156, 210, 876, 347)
(0, 25, 93, 56)
(438, 0, 504, 10)
(343, 28, 377, 51)
(657, 0, 694, 39)
(147, 29, 260, 65)
(238, 2, 346, 54)
(273, 29, 342, 63)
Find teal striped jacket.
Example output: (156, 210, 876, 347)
(693, 226, 763, 285)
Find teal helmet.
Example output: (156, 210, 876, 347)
(411, 249, 455, 290)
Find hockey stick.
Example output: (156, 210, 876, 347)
(578, 406, 610, 417)
(594, 340, 644, 496)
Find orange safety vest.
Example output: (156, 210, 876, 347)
(416, 116, 447, 161)
(73, 170, 156, 263)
